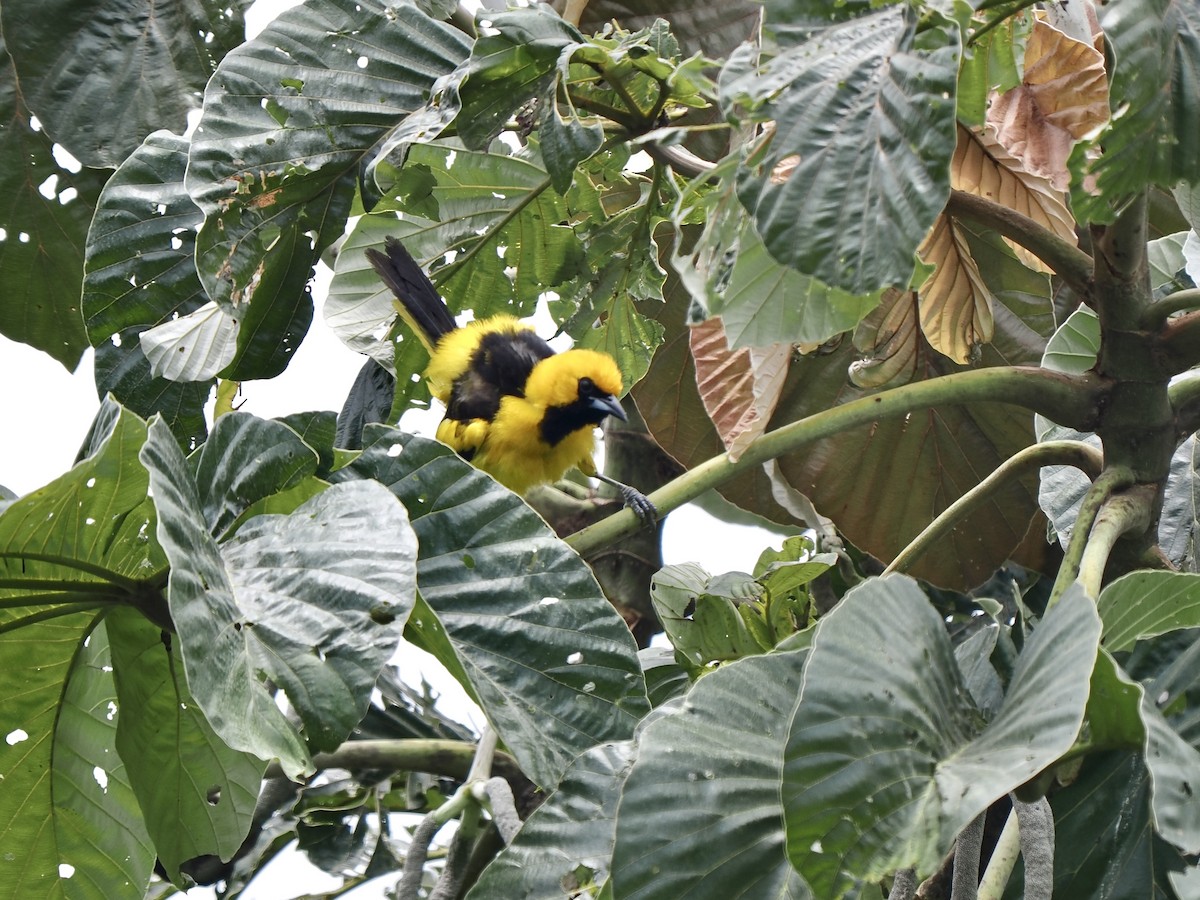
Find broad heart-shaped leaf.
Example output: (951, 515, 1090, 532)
(1074, 0, 1200, 223)
(727, 4, 959, 294)
(1041, 751, 1185, 900)
(139, 418, 416, 778)
(671, 156, 881, 350)
(0, 0, 249, 168)
(0, 400, 163, 898)
(467, 741, 636, 899)
(338, 426, 650, 788)
(0, 22, 108, 370)
(1099, 572, 1200, 652)
(610, 649, 812, 900)
(783, 577, 1099, 896)
(189, 412, 320, 539)
(84, 131, 213, 448)
(106, 607, 264, 884)
(185, 0, 470, 380)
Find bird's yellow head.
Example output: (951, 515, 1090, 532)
(523, 349, 624, 411)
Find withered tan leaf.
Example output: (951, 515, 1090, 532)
(689, 317, 791, 462)
(850, 288, 921, 390)
(916, 214, 996, 364)
(987, 17, 1109, 190)
(952, 123, 1077, 272)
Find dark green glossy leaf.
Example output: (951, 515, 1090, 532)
(611, 649, 812, 900)
(107, 607, 264, 883)
(783, 578, 1098, 895)
(83, 131, 214, 447)
(727, 5, 959, 294)
(672, 156, 881, 348)
(140, 418, 416, 777)
(185, 0, 470, 379)
(340, 427, 649, 788)
(467, 741, 635, 899)
(1074, 0, 1200, 223)
(1, 0, 249, 167)
(0, 22, 107, 369)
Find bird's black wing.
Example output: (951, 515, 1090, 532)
(365, 237, 458, 344)
(445, 329, 555, 423)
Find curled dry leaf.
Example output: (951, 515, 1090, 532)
(689, 316, 791, 461)
(917, 214, 996, 364)
(987, 17, 1109, 190)
(850, 288, 921, 390)
(952, 123, 1078, 273)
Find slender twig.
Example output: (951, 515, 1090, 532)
(976, 807, 1021, 900)
(946, 190, 1094, 299)
(570, 366, 1101, 554)
(950, 814, 986, 900)
(885, 441, 1103, 575)
(642, 141, 717, 178)
(1076, 487, 1155, 596)
(1046, 466, 1136, 607)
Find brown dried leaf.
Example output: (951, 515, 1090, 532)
(917, 214, 996, 364)
(952, 123, 1078, 273)
(987, 18, 1109, 190)
(689, 317, 791, 462)
(850, 288, 921, 390)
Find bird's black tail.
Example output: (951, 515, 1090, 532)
(365, 237, 458, 351)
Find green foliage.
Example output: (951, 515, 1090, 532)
(5, 0, 1200, 897)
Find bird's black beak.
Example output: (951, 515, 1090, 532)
(587, 394, 627, 422)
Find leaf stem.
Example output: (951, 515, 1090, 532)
(1075, 487, 1154, 596)
(0, 603, 107, 636)
(884, 440, 1102, 575)
(0, 578, 124, 595)
(946, 190, 1094, 299)
(571, 366, 1102, 554)
(1047, 466, 1136, 607)
(976, 806, 1021, 900)
(0, 551, 141, 592)
(0, 591, 121, 610)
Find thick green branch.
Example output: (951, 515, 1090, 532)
(1158, 309, 1200, 375)
(1170, 373, 1200, 437)
(946, 190, 1094, 298)
(573, 366, 1103, 554)
(264, 738, 525, 787)
(1076, 487, 1155, 596)
(885, 440, 1103, 576)
(1048, 466, 1137, 606)
(1140, 287, 1200, 329)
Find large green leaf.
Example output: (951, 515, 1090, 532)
(185, 0, 470, 379)
(672, 157, 881, 349)
(189, 412, 320, 539)
(83, 131, 213, 447)
(0, 399, 161, 898)
(783, 577, 1099, 896)
(339, 427, 649, 788)
(610, 649, 812, 900)
(139, 418, 417, 778)
(468, 741, 636, 899)
(0, 0, 249, 168)
(0, 22, 107, 369)
(1046, 752, 1184, 900)
(1074, 0, 1200, 223)
(106, 607, 264, 883)
(1100, 572, 1200, 652)
(726, 4, 959, 294)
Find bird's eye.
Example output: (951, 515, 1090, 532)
(578, 376, 595, 395)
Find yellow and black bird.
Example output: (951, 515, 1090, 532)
(366, 237, 654, 519)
